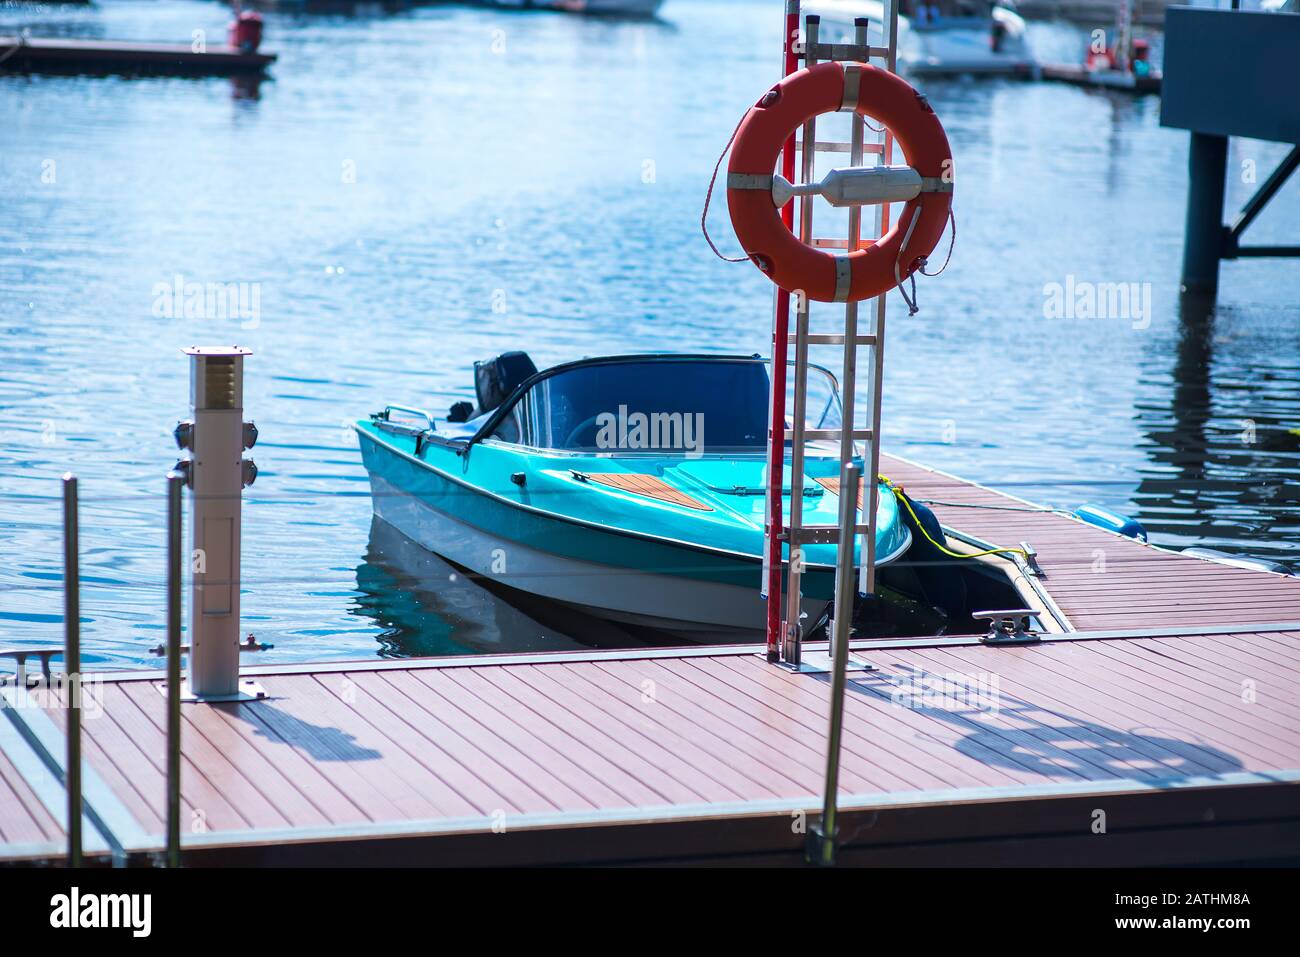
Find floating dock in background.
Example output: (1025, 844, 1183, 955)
(907, 59, 1037, 79)
(1039, 63, 1160, 95)
(1016, 0, 1170, 27)
(1161, 7, 1300, 298)
(0, 37, 276, 77)
(2, 453, 1298, 866)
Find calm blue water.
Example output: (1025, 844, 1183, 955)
(2, 1, 1297, 668)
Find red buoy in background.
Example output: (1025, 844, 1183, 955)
(228, 10, 264, 54)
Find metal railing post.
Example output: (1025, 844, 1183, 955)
(166, 471, 184, 867)
(782, 12, 820, 668)
(62, 473, 82, 868)
(763, 0, 802, 664)
(810, 463, 860, 866)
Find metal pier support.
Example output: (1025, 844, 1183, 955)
(809, 464, 861, 867)
(62, 473, 82, 868)
(1163, 9, 1300, 297)
(1224, 145, 1300, 261)
(1180, 132, 1228, 296)
(165, 471, 184, 867)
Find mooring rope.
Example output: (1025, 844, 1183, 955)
(894, 207, 956, 315)
(700, 112, 751, 263)
(881, 474, 1030, 560)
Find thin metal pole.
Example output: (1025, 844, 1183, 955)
(860, 0, 897, 596)
(166, 471, 184, 867)
(783, 13, 820, 666)
(1227, 145, 1300, 242)
(831, 18, 868, 619)
(765, 0, 802, 662)
(62, 473, 82, 868)
(812, 463, 860, 866)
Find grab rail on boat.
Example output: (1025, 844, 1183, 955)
(380, 404, 436, 431)
(373, 405, 439, 443)
(371, 405, 470, 455)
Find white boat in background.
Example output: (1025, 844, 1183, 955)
(805, 0, 1036, 76)
(487, 0, 664, 17)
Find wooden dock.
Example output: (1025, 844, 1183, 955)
(3, 453, 1298, 866)
(0, 37, 276, 77)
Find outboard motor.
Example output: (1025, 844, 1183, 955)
(447, 351, 537, 423)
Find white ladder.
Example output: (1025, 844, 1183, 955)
(768, 4, 900, 671)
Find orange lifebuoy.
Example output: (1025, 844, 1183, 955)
(727, 61, 953, 303)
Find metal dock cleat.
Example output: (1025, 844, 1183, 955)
(0, 647, 63, 688)
(1018, 541, 1043, 576)
(974, 608, 1042, 645)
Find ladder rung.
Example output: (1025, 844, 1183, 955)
(812, 238, 875, 250)
(795, 141, 885, 156)
(802, 42, 891, 63)
(789, 334, 877, 346)
(803, 429, 873, 441)
(791, 523, 872, 545)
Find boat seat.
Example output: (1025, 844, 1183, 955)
(436, 408, 520, 444)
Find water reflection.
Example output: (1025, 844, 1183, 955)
(230, 74, 266, 101)
(352, 517, 672, 657)
(1131, 293, 1300, 565)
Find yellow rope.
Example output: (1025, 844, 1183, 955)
(879, 474, 1029, 561)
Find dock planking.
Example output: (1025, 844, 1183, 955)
(878, 453, 1300, 631)
(1, 455, 1298, 866)
(0, 742, 62, 851)
(1038, 63, 1162, 95)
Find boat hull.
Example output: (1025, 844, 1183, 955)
(357, 429, 908, 637)
(486, 0, 663, 17)
(366, 470, 827, 637)
(806, 2, 1036, 76)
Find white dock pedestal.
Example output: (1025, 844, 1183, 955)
(177, 346, 263, 702)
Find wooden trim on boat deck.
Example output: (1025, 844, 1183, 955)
(812, 475, 865, 509)
(576, 472, 713, 511)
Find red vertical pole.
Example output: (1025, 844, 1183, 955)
(764, 0, 800, 662)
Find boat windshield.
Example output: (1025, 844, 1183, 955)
(493, 358, 840, 455)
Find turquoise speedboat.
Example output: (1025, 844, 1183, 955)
(354, 353, 911, 639)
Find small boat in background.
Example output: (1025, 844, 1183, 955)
(806, 0, 1037, 77)
(1039, 0, 1162, 94)
(485, 0, 664, 17)
(355, 353, 914, 641)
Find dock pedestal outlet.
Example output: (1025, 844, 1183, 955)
(171, 346, 266, 703)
